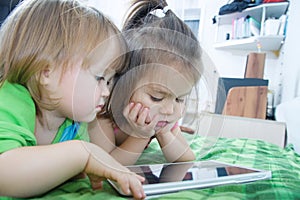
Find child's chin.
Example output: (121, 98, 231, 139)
(79, 113, 97, 123)
(154, 125, 167, 132)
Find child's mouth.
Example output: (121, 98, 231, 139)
(96, 104, 104, 112)
(156, 121, 168, 128)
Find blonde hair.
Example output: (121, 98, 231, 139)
(0, 0, 127, 111)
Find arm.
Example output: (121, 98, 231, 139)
(155, 125, 195, 163)
(0, 140, 145, 199)
(89, 117, 151, 166)
(89, 103, 159, 166)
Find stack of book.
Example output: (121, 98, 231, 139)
(232, 15, 260, 39)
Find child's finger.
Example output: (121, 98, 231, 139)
(145, 113, 152, 124)
(159, 122, 174, 134)
(120, 175, 146, 199)
(123, 102, 134, 117)
(127, 103, 142, 122)
(88, 174, 104, 190)
(147, 115, 159, 129)
(136, 174, 145, 182)
(90, 180, 103, 190)
(136, 107, 149, 125)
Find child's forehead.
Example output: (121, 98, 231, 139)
(136, 67, 193, 97)
(84, 36, 126, 72)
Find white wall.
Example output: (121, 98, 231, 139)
(279, 0, 300, 102)
(87, 0, 130, 28)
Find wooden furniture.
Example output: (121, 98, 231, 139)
(244, 52, 266, 78)
(216, 52, 268, 119)
(215, 77, 268, 119)
(222, 86, 268, 119)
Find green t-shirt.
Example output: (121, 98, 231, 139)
(0, 81, 89, 154)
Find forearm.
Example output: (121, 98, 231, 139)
(89, 118, 151, 165)
(0, 140, 89, 198)
(156, 130, 195, 162)
(110, 136, 150, 165)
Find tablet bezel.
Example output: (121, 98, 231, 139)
(108, 160, 272, 196)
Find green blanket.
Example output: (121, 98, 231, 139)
(2, 135, 300, 200)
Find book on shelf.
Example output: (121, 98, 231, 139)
(278, 14, 287, 36)
(232, 15, 260, 39)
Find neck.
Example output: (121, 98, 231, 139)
(35, 108, 66, 145)
(36, 108, 66, 132)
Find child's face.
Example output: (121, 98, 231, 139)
(47, 40, 121, 122)
(52, 60, 114, 122)
(130, 83, 185, 130)
(129, 66, 192, 130)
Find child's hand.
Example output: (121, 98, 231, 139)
(88, 174, 104, 190)
(82, 142, 146, 199)
(86, 170, 145, 199)
(123, 102, 159, 138)
(114, 171, 146, 198)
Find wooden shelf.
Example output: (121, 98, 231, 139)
(213, 35, 285, 51)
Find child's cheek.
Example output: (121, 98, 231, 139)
(148, 105, 161, 120)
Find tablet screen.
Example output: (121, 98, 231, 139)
(127, 161, 262, 185)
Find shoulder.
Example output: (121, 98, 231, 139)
(0, 81, 36, 153)
(88, 117, 115, 136)
(0, 81, 36, 131)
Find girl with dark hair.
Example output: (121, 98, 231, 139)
(90, 0, 203, 166)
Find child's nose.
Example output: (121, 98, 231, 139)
(100, 82, 110, 97)
(160, 102, 174, 115)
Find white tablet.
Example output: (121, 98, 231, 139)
(108, 160, 271, 196)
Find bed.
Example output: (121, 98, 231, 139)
(2, 115, 300, 200)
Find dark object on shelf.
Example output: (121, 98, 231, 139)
(0, 0, 20, 25)
(263, 0, 287, 3)
(219, 0, 263, 15)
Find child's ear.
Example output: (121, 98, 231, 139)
(39, 67, 51, 86)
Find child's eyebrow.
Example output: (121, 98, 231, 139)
(105, 72, 114, 79)
(148, 85, 174, 96)
(154, 90, 168, 95)
(146, 85, 166, 94)
(103, 68, 115, 78)
(148, 85, 191, 97)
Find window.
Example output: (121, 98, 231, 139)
(184, 19, 200, 37)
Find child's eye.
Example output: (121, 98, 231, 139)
(176, 98, 185, 103)
(95, 76, 110, 86)
(95, 76, 105, 82)
(150, 95, 163, 102)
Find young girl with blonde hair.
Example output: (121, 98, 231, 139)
(0, 0, 145, 199)
(90, 0, 203, 165)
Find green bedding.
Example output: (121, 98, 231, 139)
(2, 135, 300, 200)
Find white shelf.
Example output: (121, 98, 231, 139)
(214, 2, 289, 52)
(213, 35, 285, 51)
(218, 2, 289, 24)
